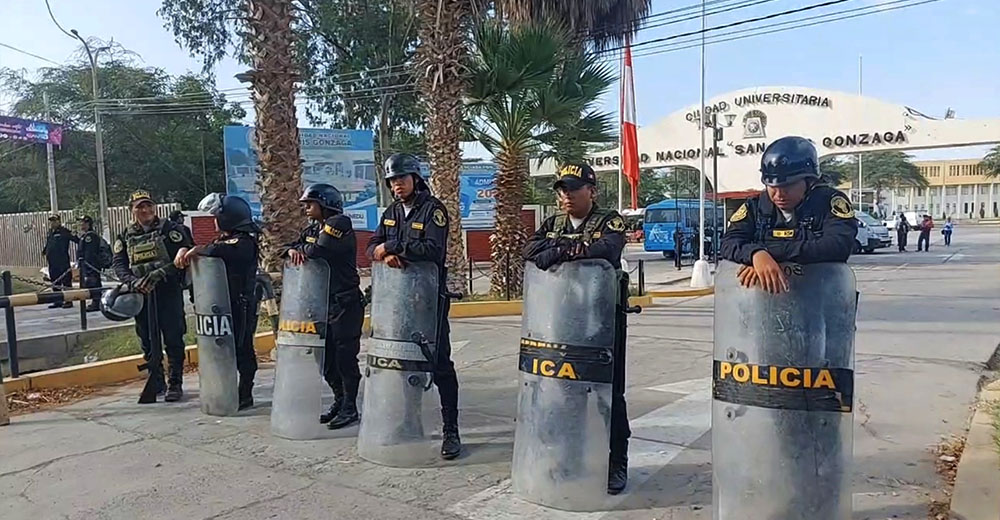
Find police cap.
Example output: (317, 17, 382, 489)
(129, 190, 155, 207)
(553, 163, 597, 192)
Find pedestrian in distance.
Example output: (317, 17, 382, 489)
(175, 193, 261, 411)
(942, 217, 954, 247)
(917, 214, 933, 252)
(112, 190, 193, 403)
(896, 213, 911, 252)
(367, 153, 463, 460)
(721, 136, 858, 294)
(522, 162, 633, 495)
(76, 216, 103, 311)
(42, 213, 76, 308)
(282, 183, 365, 430)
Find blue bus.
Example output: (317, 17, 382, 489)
(643, 199, 722, 258)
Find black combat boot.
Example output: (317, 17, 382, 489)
(320, 389, 344, 424)
(607, 457, 628, 495)
(164, 367, 183, 402)
(238, 378, 254, 411)
(327, 398, 359, 429)
(440, 407, 462, 460)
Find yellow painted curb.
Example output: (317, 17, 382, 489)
(649, 287, 714, 298)
(449, 300, 524, 318)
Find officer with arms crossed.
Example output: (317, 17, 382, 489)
(282, 184, 365, 429)
(175, 193, 261, 410)
(76, 215, 103, 312)
(523, 162, 632, 495)
(367, 153, 462, 460)
(112, 190, 193, 402)
(720, 135, 858, 292)
(43, 214, 77, 308)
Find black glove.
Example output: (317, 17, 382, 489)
(533, 247, 567, 271)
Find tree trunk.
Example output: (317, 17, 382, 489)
(248, 0, 304, 272)
(490, 149, 527, 298)
(414, 0, 469, 295)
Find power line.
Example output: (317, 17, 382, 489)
(0, 42, 60, 65)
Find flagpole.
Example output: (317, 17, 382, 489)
(691, 0, 713, 288)
(618, 47, 625, 213)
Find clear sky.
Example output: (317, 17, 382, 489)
(1, 0, 997, 161)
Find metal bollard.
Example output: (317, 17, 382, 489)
(2, 271, 19, 378)
(79, 297, 88, 331)
(637, 259, 645, 296)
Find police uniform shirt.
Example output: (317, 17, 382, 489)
(77, 230, 101, 274)
(200, 232, 259, 304)
(285, 213, 360, 295)
(720, 184, 858, 265)
(43, 225, 76, 264)
(524, 206, 627, 270)
(112, 217, 193, 283)
(367, 190, 449, 268)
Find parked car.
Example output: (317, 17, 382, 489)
(856, 211, 891, 253)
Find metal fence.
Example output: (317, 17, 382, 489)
(0, 203, 181, 267)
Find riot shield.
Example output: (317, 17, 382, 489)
(191, 256, 238, 416)
(270, 259, 330, 440)
(712, 261, 857, 520)
(357, 261, 440, 467)
(511, 259, 618, 511)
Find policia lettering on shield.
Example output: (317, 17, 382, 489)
(110, 190, 193, 403)
(367, 153, 462, 460)
(280, 184, 366, 430)
(720, 136, 858, 291)
(175, 193, 261, 411)
(523, 162, 632, 495)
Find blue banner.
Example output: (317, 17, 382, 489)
(457, 163, 497, 230)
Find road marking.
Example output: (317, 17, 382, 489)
(447, 378, 712, 520)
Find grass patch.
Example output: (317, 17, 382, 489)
(990, 400, 1000, 455)
(62, 316, 200, 366)
(0, 266, 48, 294)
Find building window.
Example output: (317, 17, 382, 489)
(946, 186, 957, 196)
(980, 185, 989, 195)
(962, 185, 972, 195)
(917, 188, 925, 196)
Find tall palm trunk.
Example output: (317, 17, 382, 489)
(248, 0, 304, 272)
(415, 0, 470, 295)
(490, 148, 528, 297)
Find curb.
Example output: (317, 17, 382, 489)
(950, 379, 1000, 520)
(649, 286, 715, 298)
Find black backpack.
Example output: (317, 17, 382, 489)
(96, 237, 113, 269)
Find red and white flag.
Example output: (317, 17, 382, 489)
(620, 39, 640, 210)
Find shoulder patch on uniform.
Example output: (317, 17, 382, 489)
(322, 224, 344, 238)
(84, 235, 93, 243)
(168, 230, 183, 243)
(830, 195, 855, 219)
(432, 208, 447, 227)
(384, 219, 396, 227)
(730, 203, 748, 222)
(223, 237, 240, 245)
(606, 216, 625, 232)
(113, 239, 124, 254)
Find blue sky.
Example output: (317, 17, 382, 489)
(1, 0, 997, 160)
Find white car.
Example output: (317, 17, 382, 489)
(883, 211, 921, 231)
(855, 211, 891, 253)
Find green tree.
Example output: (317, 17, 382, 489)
(497, 0, 651, 49)
(466, 22, 614, 296)
(983, 145, 1000, 178)
(819, 156, 852, 186)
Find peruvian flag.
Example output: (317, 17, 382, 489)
(621, 38, 640, 210)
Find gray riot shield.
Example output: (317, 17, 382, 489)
(357, 261, 440, 467)
(270, 259, 330, 440)
(511, 259, 618, 512)
(192, 256, 239, 416)
(712, 261, 857, 520)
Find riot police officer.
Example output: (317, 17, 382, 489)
(175, 194, 260, 410)
(76, 215, 102, 312)
(112, 190, 193, 402)
(367, 153, 462, 460)
(281, 184, 364, 429)
(169, 209, 194, 244)
(523, 162, 632, 495)
(721, 136, 858, 294)
(42, 214, 76, 308)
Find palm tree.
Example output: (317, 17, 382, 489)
(413, 0, 480, 294)
(467, 22, 615, 297)
(496, 0, 651, 49)
(983, 145, 1000, 179)
(246, 0, 305, 272)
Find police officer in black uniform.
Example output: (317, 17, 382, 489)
(169, 210, 194, 244)
(721, 136, 858, 294)
(42, 214, 76, 308)
(112, 190, 193, 402)
(523, 162, 632, 495)
(76, 215, 102, 311)
(175, 193, 260, 410)
(281, 184, 365, 429)
(367, 153, 462, 460)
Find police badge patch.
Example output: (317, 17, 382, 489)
(730, 203, 748, 222)
(607, 216, 626, 232)
(169, 230, 183, 243)
(830, 196, 855, 219)
(432, 208, 447, 227)
(84, 235, 93, 243)
(113, 239, 124, 254)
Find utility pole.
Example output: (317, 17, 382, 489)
(201, 131, 208, 195)
(857, 55, 864, 212)
(76, 33, 111, 242)
(43, 91, 58, 213)
(691, 0, 712, 288)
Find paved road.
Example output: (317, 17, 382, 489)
(2, 227, 998, 519)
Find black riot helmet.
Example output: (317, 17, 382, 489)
(384, 153, 429, 192)
(759, 136, 821, 187)
(299, 183, 344, 213)
(100, 284, 144, 322)
(198, 193, 257, 232)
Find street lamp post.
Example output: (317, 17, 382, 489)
(705, 112, 735, 265)
(71, 30, 111, 242)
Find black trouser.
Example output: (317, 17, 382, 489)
(48, 260, 71, 290)
(943, 231, 952, 246)
(611, 278, 632, 464)
(79, 264, 102, 307)
(917, 231, 930, 251)
(135, 285, 187, 385)
(323, 293, 364, 400)
(434, 298, 460, 425)
(233, 298, 258, 386)
(896, 230, 908, 251)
